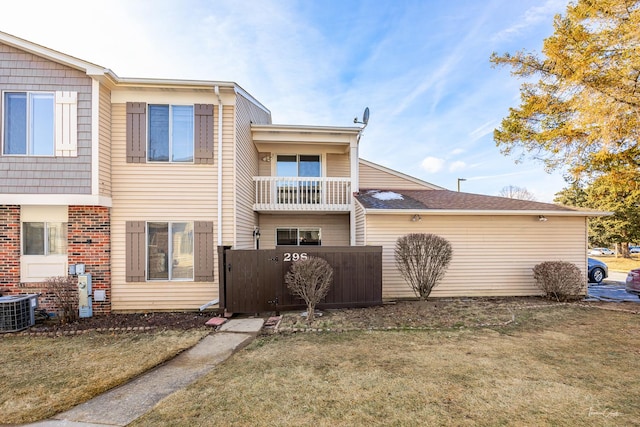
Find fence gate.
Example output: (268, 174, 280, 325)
(219, 246, 383, 314)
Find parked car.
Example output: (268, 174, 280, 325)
(588, 248, 614, 256)
(629, 246, 640, 254)
(625, 269, 640, 298)
(588, 257, 608, 283)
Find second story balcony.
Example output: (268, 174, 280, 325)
(253, 176, 352, 212)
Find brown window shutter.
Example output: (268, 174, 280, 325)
(126, 221, 146, 282)
(194, 104, 214, 164)
(194, 221, 215, 281)
(126, 102, 147, 163)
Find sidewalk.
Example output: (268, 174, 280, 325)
(26, 318, 265, 427)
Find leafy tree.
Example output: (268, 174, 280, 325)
(585, 166, 640, 255)
(498, 185, 536, 201)
(494, 0, 640, 257)
(490, 0, 640, 177)
(555, 165, 640, 256)
(553, 180, 589, 207)
(394, 233, 453, 300)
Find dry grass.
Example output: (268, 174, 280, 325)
(0, 330, 208, 424)
(133, 306, 640, 426)
(592, 254, 640, 272)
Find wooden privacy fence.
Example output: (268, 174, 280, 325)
(218, 246, 383, 314)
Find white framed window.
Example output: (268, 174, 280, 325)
(148, 105, 194, 162)
(147, 222, 194, 281)
(276, 154, 321, 177)
(276, 227, 321, 246)
(3, 92, 55, 156)
(22, 222, 67, 255)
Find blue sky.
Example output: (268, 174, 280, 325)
(1, 0, 570, 201)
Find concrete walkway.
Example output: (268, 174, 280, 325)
(26, 318, 265, 427)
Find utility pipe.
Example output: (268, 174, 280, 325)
(215, 86, 223, 245)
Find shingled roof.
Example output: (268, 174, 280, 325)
(355, 189, 604, 215)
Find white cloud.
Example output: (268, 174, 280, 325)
(449, 161, 467, 172)
(421, 157, 445, 173)
(492, 0, 566, 42)
(450, 148, 466, 155)
(469, 120, 498, 142)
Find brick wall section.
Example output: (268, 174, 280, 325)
(68, 206, 111, 315)
(0, 205, 20, 293)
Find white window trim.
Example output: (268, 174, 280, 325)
(146, 221, 194, 281)
(146, 104, 195, 163)
(1, 90, 77, 157)
(21, 222, 68, 256)
(276, 227, 322, 246)
(273, 153, 324, 177)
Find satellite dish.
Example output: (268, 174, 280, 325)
(354, 107, 370, 126)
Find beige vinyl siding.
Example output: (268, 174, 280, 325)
(98, 83, 111, 197)
(110, 103, 219, 311)
(258, 214, 350, 248)
(359, 161, 437, 190)
(221, 105, 235, 247)
(258, 153, 271, 176)
(355, 201, 366, 246)
(363, 214, 588, 299)
(234, 94, 271, 249)
(327, 153, 349, 177)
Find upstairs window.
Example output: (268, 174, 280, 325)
(148, 105, 194, 162)
(3, 92, 54, 156)
(22, 222, 67, 255)
(276, 155, 321, 177)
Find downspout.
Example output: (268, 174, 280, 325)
(350, 132, 361, 246)
(215, 86, 223, 246)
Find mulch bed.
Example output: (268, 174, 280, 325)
(5, 296, 638, 337)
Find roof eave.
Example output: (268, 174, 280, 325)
(360, 208, 612, 217)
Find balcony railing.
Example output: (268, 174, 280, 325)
(253, 176, 352, 211)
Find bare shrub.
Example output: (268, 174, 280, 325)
(395, 233, 453, 300)
(285, 257, 333, 324)
(43, 276, 78, 323)
(533, 261, 585, 301)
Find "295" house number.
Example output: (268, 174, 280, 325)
(283, 252, 308, 262)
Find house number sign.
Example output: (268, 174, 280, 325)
(283, 252, 308, 262)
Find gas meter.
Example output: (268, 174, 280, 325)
(78, 273, 93, 318)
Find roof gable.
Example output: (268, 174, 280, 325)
(0, 30, 107, 76)
(359, 159, 444, 190)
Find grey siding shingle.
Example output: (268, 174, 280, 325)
(0, 42, 92, 194)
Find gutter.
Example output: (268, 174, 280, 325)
(215, 86, 223, 245)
